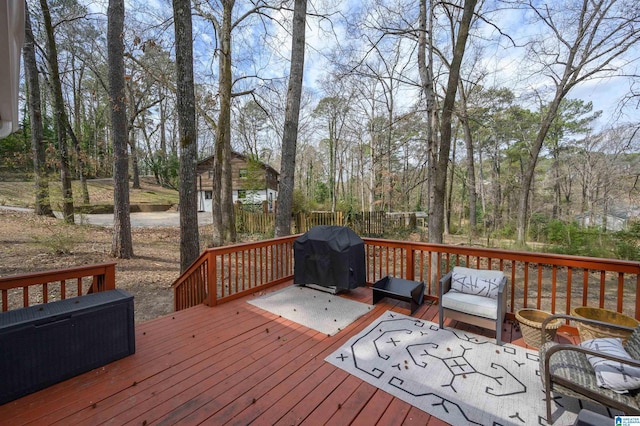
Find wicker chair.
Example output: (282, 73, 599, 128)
(540, 314, 640, 424)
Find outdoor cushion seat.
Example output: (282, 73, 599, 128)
(540, 314, 640, 424)
(438, 266, 507, 345)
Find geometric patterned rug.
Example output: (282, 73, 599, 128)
(326, 311, 615, 425)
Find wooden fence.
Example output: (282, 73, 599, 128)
(235, 207, 418, 237)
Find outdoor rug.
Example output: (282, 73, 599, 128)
(326, 310, 615, 425)
(247, 285, 373, 336)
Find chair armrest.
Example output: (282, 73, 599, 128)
(541, 313, 637, 335)
(439, 271, 453, 299)
(497, 276, 507, 298)
(497, 275, 508, 316)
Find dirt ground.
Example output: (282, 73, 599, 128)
(0, 209, 185, 323)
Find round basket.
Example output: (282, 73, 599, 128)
(571, 306, 639, 343)
(516, 309, 562, 349)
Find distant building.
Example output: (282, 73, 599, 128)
(575, 210, 629, 232)
(196, 152, 279, 212)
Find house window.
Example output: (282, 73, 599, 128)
(204, 191, 212, 200)
(239, 168, 248, 178)
(237, 190, 247, 199)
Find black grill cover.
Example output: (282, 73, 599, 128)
(294, 225, 366, 290)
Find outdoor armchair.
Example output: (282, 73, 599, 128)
(438, 266, 507, 345)
(540, 314, 640, 424)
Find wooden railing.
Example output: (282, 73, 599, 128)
(0, 263, 117, 312)
(363, 238, 640, 320)
(173, 236, 297, 311)
(172, 236, 640, 320)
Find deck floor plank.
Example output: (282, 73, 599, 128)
(1, 281, 530, 426)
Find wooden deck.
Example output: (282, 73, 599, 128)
(0, 282, 571, 425)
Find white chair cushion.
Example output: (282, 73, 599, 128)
(451, 266, 504, 299)
(441, 291, 498, 320)
(580, 337, 640, 393)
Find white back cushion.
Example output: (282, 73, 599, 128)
(580, 337, 640, 393)
(450, 266, 504, 299)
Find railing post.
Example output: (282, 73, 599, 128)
(406, 245, 415, 281)
(208, 250, 217, 306)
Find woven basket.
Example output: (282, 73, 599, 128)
(571, 306, 639, 343)
(516, 309, 562, 349)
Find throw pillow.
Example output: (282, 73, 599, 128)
(450, 267, 503, 299)
(580, 337, 640, 393)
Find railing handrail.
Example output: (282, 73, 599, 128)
(171, 235, 300, 290)
(0, 263, 117, 290)
(0, 262, 117, 312)
(363, 238, 640, 274)
(173, 235, 299, 311)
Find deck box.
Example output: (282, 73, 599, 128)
(0, 289, 135, 404)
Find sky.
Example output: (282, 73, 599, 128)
(80, 0, 640, 133)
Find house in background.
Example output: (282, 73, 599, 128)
(575, 210, 631, 232)
(196, 152, 279, 213)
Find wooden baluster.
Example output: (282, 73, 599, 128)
(551, 265, 557, 314)
(582, 269, 589, 307)
(617, 272, 624, 313)
(537, 264, 543, 310)
(566, 268, 573, 316)
(2, 289, 7, 312)
(61, 279, 66, 299)
(523, 262, 529, 308)
(599, 270, 606, 308)
(23, 286, 29, 308)
(510, 260, 516, 313)
(43, 282, 48, 304)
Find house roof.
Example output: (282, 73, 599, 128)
(198, 151, 280, 176)
(0, 1, 24, 138)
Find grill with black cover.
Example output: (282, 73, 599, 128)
(294, 225, 366, 292)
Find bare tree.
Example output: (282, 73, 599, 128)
(275, 0, 307, 236)
(429, 0, 478, 243)
(24, 1, 53, 217)
(40, 0, 74, 222)
(173, 0, 201, 271)
(515, 0, 640, 245)
(108, 0, 133, 258)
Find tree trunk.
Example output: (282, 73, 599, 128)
(428, 0, 477, 243)
(173, 0, 201, 271)
(516, 93, 563, 245)
(107, 0, 133, 258)
(24, 1, 53, 217)
(211, 0, 234, 246)
(129, 130, 141, 189)
(458, 82, 477, 235)
(70, 60, 90, 205)
(275, 0, 307, 236)
(40, 0, 74, 223)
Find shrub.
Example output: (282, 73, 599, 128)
(32, 225, 84, 254)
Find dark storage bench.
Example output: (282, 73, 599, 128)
(373, 276, 425, 315)
(0, 289, 135, 404)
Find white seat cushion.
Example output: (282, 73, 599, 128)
(441, 291, 498, 320)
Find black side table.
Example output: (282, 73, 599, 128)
(372, 276, 425, 315)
